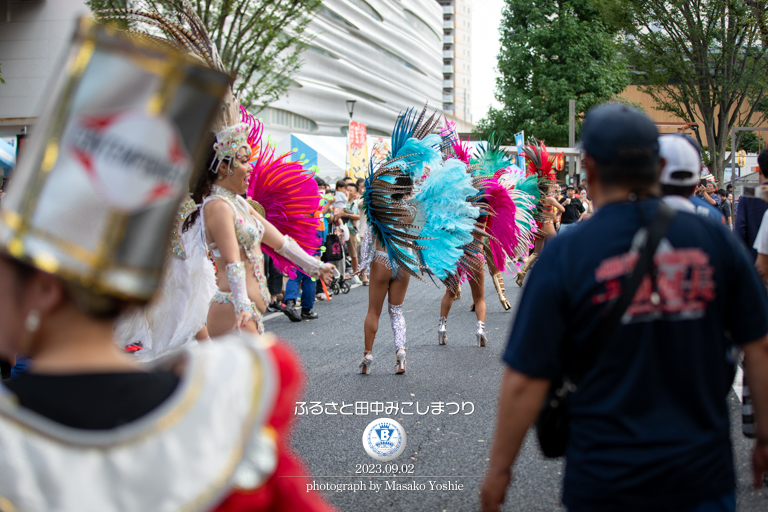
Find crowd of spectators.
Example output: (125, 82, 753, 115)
(266, 175, 369, 322)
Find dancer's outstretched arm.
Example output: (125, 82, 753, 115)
(245, 203, 334, 284)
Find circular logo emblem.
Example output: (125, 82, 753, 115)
(362, 418, 406, 462)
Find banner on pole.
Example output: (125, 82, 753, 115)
(514, 131, 525, 171)
(348, 121, 368, 179)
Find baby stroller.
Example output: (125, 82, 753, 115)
(330, 272, 351, 295)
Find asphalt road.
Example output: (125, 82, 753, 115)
(264, 272, 767, 512)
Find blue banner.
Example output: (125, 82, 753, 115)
(514, 131, 525, 170)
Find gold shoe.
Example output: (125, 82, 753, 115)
(359, 351, 372, 374)
(515, 253, 538, 287)
(492, 273, 511, 310)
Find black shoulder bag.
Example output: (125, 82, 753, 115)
(536, 202, 676, 458)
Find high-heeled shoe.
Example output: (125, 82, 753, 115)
(395, 348, 406, 374)
(359, 351, 373, 374)
(438, 316, 447, 345)
(492, 274, 511, 310)
(515, 253, 538, 287)
(476, 321, 487, 347)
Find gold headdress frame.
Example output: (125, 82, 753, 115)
(0, 18, 231, 302)
(96, 1, 246, 173)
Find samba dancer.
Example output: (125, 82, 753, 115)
(437, 135, 536, 346)
(357, 107, 480, 374)
(515, 141, 562, 286)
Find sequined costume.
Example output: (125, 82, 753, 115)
(202, 185, 271, 334)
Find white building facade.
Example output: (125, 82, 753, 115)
(0, 1, 444, 156)
(260, 0, 444, 140)
(437, 0, 471, 123)
(0, 0, 90, 172)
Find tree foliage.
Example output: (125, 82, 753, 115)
(87, 0, 321, 110)
(596, 0, 768, 183)
(475, 0, 630, 146)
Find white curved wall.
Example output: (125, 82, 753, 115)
(262, 0, 443, 140)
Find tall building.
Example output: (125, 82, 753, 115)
(437, 0, 471, 123)
(0, 0, 90, 174)
(261, 0, 444, 140)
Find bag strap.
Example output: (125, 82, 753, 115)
(568, 201, 676, 387)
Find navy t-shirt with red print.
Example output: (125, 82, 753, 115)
(504, 198, 768, 512)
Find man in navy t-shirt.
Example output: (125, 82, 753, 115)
(735, 148, 768, 261)
(481, 104, 768, 512)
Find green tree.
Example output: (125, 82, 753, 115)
(0, 63, 4, 84)
(597, 0, 768, 183)
(88, 0, 321, 110)
(475, 0, 630, 146)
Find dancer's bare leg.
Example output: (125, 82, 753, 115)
(440, 289, 456, 318)
(469, 266, 487, 324)
(364, 261, 391, 352)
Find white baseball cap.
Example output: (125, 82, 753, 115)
(658, 135, 701, 187)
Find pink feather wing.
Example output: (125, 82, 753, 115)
(484, 178, 520, 272)
(247, 145, 322, 278)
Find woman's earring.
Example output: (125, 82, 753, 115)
(218, 173, 225, 181)
(25, 310, 41, 333)
(228, 167, 234, 176)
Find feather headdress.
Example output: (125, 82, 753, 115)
(387, 104, 452, 181)
(361, 161, 428, 280)
(472, 133, 511, 178)
(523, 139, 557, 182)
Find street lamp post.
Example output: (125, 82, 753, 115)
(345, 100, 356, 178)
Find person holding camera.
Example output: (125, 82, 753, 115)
(736, 149, 768, 262)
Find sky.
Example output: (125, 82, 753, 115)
(470, 0, 505, 124)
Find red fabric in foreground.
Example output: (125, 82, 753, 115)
(213, 340, 338, 512)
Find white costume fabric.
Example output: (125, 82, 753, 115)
(0, 333, 278, 512)
(115, 206, 217, 361)
(754, 209, 768, 256)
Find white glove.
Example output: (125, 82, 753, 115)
(276, 235, 323, 278)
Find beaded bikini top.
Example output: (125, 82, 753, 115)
(204, 185, 265, 254)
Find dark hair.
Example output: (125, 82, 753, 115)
(716, 189, 727, 197)
(726, 184, 733, 190)
(314, 176, 327, 189)
(593, 157, 660, 191)
(566, 186, 575, 191)
(5, 255, 126, 318)
(661, 183, 696, 198)
(343, 176, 353, 183)
(347, 183, 359, 192)
(184, 137, 224, 232)
(356, 178, 365, 186)
(758, 148, 768, 178)
(391, 175, 413, 201)
(335, 180, 348, 191)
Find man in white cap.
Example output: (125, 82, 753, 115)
(658, 135, 723, 222)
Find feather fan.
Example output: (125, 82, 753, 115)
(247, 142, 322, 278)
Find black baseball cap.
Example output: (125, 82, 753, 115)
(579, 103, 659, 165)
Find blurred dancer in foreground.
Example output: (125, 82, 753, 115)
(0, 18, 336, 512)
